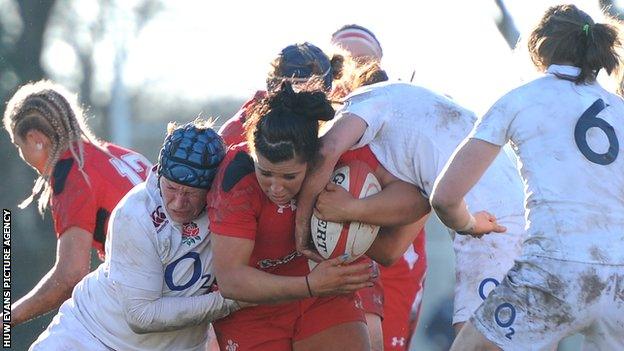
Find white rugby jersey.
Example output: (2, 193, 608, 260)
(69, 169, 219, 350)
(339, 81, 525, 223)
(471, 65, 624, 264)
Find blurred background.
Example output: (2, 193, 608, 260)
(2, 0, 622, 349)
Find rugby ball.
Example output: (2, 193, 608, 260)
(311, 160, 381, 263)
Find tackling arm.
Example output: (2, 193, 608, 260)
(431, 138, 507, 236)
(314, 164, 430, 226)
(117, 284, 240, 334)
(295, 113, 368, 260)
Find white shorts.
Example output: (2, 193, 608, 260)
(30, 300, 113, 351)
(452, 217, 525, 324)
(472, 256, 624, 350)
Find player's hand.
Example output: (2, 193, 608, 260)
(314, 183, 358, 223)
(294, 224, 324, 263)
(295, 201, 325, 263)
(466, 211, 506, 238)
(306, 254, 376, 297)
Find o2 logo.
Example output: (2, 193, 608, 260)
(478, 277, 515, 339)
(495, 302, 516, 340)
(164, 252, 213, 291)
(478, 277, 499, 300)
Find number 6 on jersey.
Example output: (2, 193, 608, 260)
(574, 99, 619, 165)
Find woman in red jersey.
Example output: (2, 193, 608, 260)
(208, 81, 426, 351)
(3, 80, 151, 327)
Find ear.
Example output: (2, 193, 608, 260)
(25, 130, 51, 150)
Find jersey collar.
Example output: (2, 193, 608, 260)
(546, 64, 581, 78)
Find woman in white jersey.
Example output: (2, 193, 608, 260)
(295, 58, 527, 337)
(30, 122, 243, 351)
(432, 5, 624, 350)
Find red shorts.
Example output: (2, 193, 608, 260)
(357, 259, 384, 318)
(214, 294, 365, 351)
(379, 230, 427, 350)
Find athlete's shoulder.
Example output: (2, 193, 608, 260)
(219, 144, 256, 193)
(112, 179, 150, 220)
(51, 157, 76, 196)
(345, 81, 393, 102)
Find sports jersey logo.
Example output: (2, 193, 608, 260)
(151, 206, 167, 228)
(181, 222, 201, 246)
(391, 337, 406, 347)
(373, 293, 383, 306)
(225, 339, 239, 351)
(354, 297, 364, 310)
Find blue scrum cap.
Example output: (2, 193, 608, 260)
(158, 123, 226, 189)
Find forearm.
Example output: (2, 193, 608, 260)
(366, 215, 428, 267)
(118, 284, 240, 334)
(12, 268, 77, 326)
(431, 138, 503, 231)
(297, 155, 340, 226)
(217, 265, 309, 304)
(351, 183, 430, 226)
(431, 198, 473, 231)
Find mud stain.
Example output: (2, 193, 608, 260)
(435, 102, 463, 130)
(581, 270, 607, 304)
(589, 246, 608, 263)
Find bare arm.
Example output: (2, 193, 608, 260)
(212, 234, 374, 304)
(11, 227, 92, 326)
(295, 114, 368, 260)
(314, 164, 430, 226)
(431, 138, 507, 236)
(366, 215, 428, 267)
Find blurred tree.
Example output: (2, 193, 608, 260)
(0, 1, 161, 348)
(0, 0, 55, 101)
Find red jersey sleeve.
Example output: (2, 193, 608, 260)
(50, 158, 98, 237)
(207, 149, 262, 240)
(219, 91, 267, 147)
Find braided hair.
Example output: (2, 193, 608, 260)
(3, 80, 99, 214)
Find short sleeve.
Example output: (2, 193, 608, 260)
(108, 206, 163, 292)
(469, 93, 518, 146)
(207, 174, 261, 240)
(412, 135, 445, 198)
(51, 165, 98, 237)
(338, 88, 391, 149)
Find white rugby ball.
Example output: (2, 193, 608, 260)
(311, 160, 381, 263)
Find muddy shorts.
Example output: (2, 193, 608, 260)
(453, 217, 525, 324)
(472, 256, 624, 350)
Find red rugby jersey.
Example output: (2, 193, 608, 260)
(218, 91, 267, 147)
(207, 144, 382, 277)
(50, 141, 150, 258)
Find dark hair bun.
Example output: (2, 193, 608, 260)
(269, 81, 335, 121)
